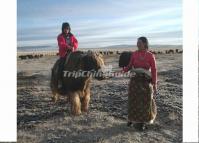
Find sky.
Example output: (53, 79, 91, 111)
(17, 0, 182, 48)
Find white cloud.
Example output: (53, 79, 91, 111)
(17, 0, 182, 48)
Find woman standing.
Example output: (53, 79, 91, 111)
(123, 37, 157, 131)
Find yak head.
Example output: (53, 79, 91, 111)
(82, 51, 105, 80)
(118, 51, 132, 68)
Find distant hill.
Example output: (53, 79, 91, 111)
(17, 44, 182, 52)
(100, 45, 134, 49)
(100, 44, 182, 49)
(17, 45, 56, 52)
(91, 45, 182, 51)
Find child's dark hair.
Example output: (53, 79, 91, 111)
(62, 22, 71, 33)
(138, 37, 149, 49)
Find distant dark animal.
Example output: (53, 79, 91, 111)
(178, 50, 183, 53)
(175, 49, 183, 54)
(99, 51, 103, 55)
(109, 51, 114, 55)
(34, 55, 39, 59)
(149, 51, 157, 55)
(116, 51, 121, 55)
(166, 49, 174, 54)
(169, 49, 174, 54)
(103, 51, 107, 55)
(119, 51, 132, 67)
(19, 55, 27, 60)
(27, 55, 33, 59)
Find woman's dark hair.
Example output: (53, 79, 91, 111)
(62, 22, 71, 34)
(138, 37, 149, 49)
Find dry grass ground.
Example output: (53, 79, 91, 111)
(17, 50, 182, 143)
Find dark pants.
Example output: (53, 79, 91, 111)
(58, 57, 66, 80)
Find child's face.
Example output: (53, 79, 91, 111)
(137, 39, 145, 50)
(64, 27, 70, 34)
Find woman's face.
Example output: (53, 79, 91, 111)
(137, 39, 146, 50)
(63, 27, 70, 34)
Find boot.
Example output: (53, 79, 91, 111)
(134, 123, 147, 131)
(127, 121, 132, 127)
(58, 79, 62, 89)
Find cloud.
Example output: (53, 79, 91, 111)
(17, 0, 182, 48)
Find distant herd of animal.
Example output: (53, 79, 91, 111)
(18, 49, 182, 60)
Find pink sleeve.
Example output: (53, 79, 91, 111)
(57, 35, 67, 50)
(123, 52, 134, 72)
(149, 54, 157, 85)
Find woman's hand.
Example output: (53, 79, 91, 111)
(120, 68, 125, 73)
(122, 67, 129, 73)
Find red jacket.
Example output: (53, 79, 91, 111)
(57, 33, 78, 58)
(123, 50, 157, 85)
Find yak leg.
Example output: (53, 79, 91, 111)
(81, 86, 90, 113)
(70, 92, 81, 115)
(51, 77, 60, 103)
(50, 63, 60, 103)
(52, 91, 60, 103)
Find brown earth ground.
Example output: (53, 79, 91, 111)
(17, 50, 182, 143)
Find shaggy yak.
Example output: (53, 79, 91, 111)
(50, 51, 105, 115)
(118, 51, 132, 68)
